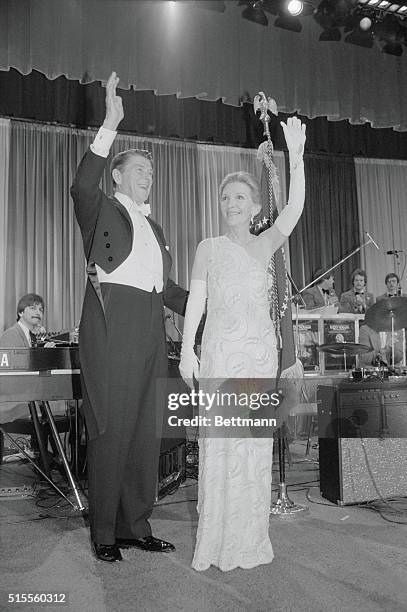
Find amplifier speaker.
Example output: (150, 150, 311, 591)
(317, 383, 407, 505)
(155, 356, 188, 500)
(156, 441, 186, 501)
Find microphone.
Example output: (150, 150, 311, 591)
(365, 231, 380, 250)
(386, 249, 404, 255)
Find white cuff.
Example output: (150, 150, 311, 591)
(90, 126, 117, 158)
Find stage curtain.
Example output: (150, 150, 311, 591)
(2, 70, 407, 159)
(196, 145, 289, 265)
(355, 158, 407, 300)
(289, 154, 360, 298)
(4, 121, 90, 332)
(1, 1, 407, 130)
(0, 119, 11, 331)
(1, 119, 288, 332)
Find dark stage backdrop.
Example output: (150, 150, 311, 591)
(1, 69, 407, 159)
(289, 154, 361, 297)
(1, 0, 407, 130)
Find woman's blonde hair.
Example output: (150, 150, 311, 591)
(219, 172, 262, 214)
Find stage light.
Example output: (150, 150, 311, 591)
(310, 0, 407, 51)
(314, 0, 354, 29)
(287, 0, 304, 16)
(344, 27, 374, 46)
(241, 1, 269, 26)
(274, 14, 302, 31)
(382, 41, 403, 53)
(319, 26, 342, 40)
(359, 16, 373, 30)
(374, 14, 403, 42)
(297, 1, 315, 15)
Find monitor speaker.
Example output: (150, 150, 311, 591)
(317, 383, 407, 505)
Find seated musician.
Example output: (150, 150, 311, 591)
(339, 269, 375, 314)
(377, 273, 404, 301)
(0, 293, 54, 348)
(0, 294, 61, 462)
(303, 268, 339, 310)
(359, 324, 404, 367)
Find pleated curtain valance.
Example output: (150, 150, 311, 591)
(1, 0, 407, 130)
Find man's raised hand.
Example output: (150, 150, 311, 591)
(103, 71, 124, 131)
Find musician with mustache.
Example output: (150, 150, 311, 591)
(0, 293, 54, 348)
(338, 268, 375, 315)
(377, 273, 404, 300)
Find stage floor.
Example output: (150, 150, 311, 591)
(1, 437, 407, 612)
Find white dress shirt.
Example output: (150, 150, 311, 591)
(91, 127, 163, 292)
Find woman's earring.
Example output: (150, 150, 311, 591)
(250, 212, 254, 225)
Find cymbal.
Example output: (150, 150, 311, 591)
(317, 342, 371, 356)
(365, 296, 407, 332)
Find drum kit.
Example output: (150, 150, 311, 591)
(317, 296, 407, 374)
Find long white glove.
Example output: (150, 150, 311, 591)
(179, 279, 207, 389)
(274, 117, 306, 237)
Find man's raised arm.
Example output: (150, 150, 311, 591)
(70, 72, 124, 245)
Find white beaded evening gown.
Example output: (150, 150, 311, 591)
(192, 236, 278, 572)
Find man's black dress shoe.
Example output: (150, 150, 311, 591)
(92, 542, 123, 562)
(116, 536, 175, 553)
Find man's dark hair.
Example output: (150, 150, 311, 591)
(110, 149, 153, 187)
(351, 268, 367, 286)
(313, 268, 333, 285)
(385, 272, 399, 284)
(16, 293, 44, 321)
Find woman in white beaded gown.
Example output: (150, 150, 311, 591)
(179, 116, 306, 572)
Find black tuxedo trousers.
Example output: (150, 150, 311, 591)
(86, 283, 167, 544)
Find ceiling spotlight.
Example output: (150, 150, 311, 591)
(319, 26, 342, 40)
(274, 14, 302, 31)
(382, 41, 403, 54)
(374, 14, 403, 42)
(314, 0, 354, 29)
(344, 28, 374, 47)
(359, 16, 373, 30)
(287, 0, 304, 15)
(242, 1, 269, 26)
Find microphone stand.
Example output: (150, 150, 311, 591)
(294, 232, 380, 298)
(287, 271, 307, 309)
(393, 252, 402, 288)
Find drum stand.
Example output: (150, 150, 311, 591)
(270, 422, 308, 518)
(390, 310, 395, 367)
(342, 349, 347, 373)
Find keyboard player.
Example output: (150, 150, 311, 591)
(0, 293, 61, 456)
(0, 293, 55, 349)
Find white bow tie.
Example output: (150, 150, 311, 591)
(135, 202, 151, 217)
